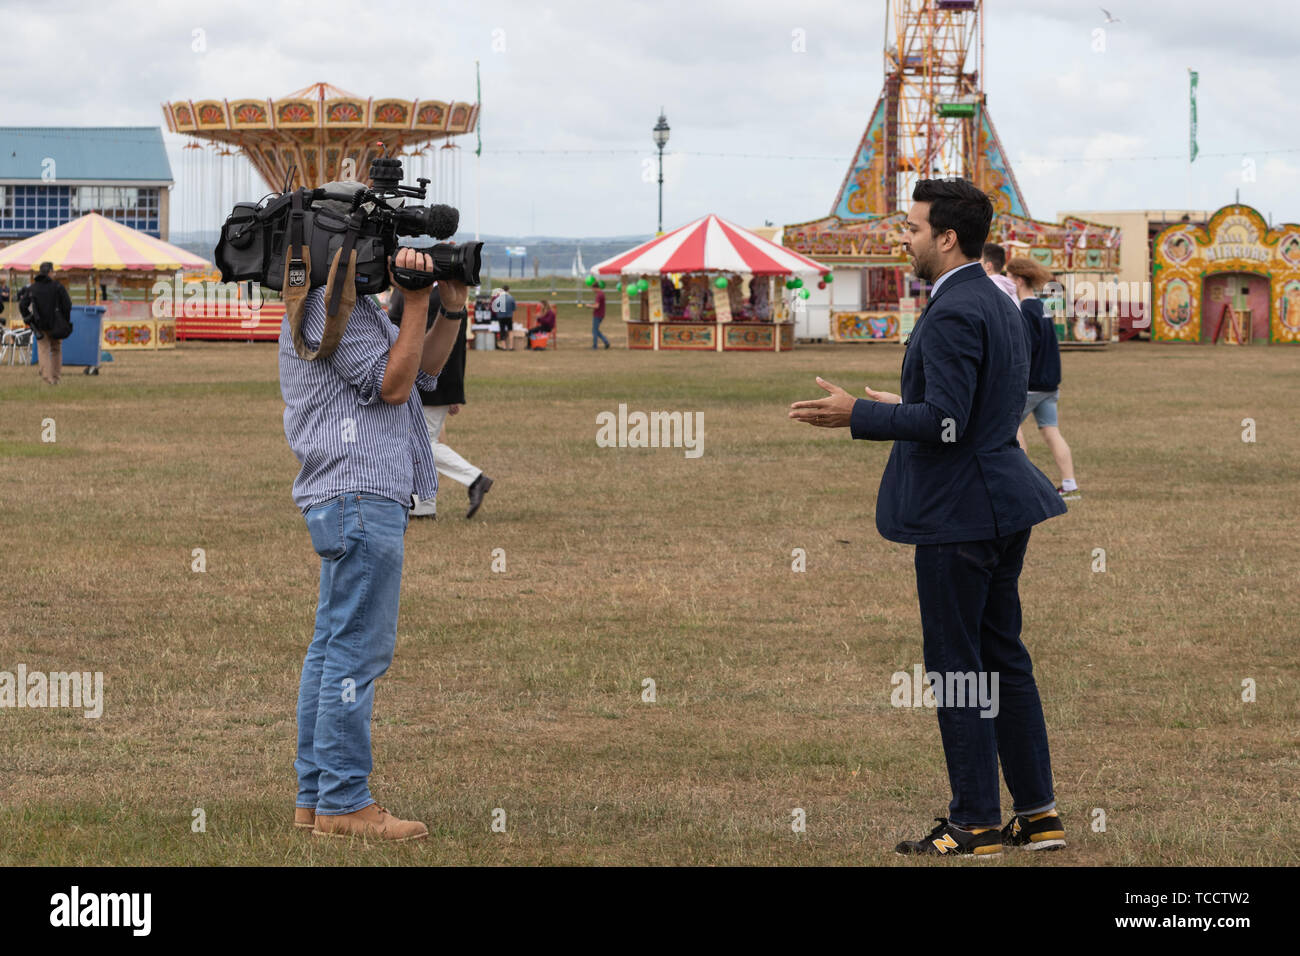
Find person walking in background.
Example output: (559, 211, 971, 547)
(389, 288, 495, 520)
(1006, 256, 1079, 501)
(528, 300, 556, 350)
(18, 262, 73, 385)
(981, 243, 1019, 304)
(493, 284, 517, 350)
(578, 284, 610, 348)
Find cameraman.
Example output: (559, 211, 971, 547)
(280, 247, 467, 843)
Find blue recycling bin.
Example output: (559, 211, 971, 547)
(31, 305, 107, 371)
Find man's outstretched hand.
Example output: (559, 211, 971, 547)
(789, 376, 856, 428)
(789, 376, 902, 428)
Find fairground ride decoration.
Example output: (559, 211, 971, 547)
(832, 0, 1026, 219)
(1152, 204, 1300, 345)
(783, 0, 1121, 348)
(162, 82, 479, 190)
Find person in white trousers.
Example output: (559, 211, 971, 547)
(388, 288, 494, 519)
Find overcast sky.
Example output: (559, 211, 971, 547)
(2, 0, 1297, 237)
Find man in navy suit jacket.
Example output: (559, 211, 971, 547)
(790, 178, 1067, 857)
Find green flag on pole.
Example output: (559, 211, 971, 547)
(1189, 69, 1198, 163)
(475, 60, 482, 158)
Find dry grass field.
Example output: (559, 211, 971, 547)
(1, 315, 1296, 866)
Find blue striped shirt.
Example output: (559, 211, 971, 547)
(279, 288, 439, 513)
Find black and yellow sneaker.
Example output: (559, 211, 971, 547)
(895, 818, 1003, 857)
(1001, 810, 1066, 851)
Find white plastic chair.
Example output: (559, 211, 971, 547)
(0, 327, 34, 366)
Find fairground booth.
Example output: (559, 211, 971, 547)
(591, 214, 829, 352)
(0, 212, 210, 352)
(782, 211, 1122, 347)
(1150, 203, 1300, 345)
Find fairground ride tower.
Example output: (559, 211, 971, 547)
(831, 0, 1029, 219)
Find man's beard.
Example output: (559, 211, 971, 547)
(911, 251, 935, 283)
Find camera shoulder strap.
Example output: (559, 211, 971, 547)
(326, 208, 365, 319)
(282, 189, 358, 362)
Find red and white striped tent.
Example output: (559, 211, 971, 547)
(591, 214, 828, 277)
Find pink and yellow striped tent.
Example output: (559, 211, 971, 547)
(0, 212, 209, 272)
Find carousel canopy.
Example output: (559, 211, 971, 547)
(592, 214, 829, 277)
(0, 212, 210, 272)
(163, 82, 480, 189)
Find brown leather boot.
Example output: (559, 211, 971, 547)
(312, 803, 428, 842)
(294, 807, 316, 830)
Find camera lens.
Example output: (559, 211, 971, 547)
(427, 242, 483, 286)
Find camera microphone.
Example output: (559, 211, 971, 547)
(397, 203, 459, 241)
(427, 204, 459, 240)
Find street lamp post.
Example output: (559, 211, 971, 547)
(653, 110, 670, 235)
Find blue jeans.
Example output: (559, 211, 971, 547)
(592, 315, 609, 348)
(913, 529, 1056, 827)
(295, 493, 409, 815)
(1022, 390, 1060, 428)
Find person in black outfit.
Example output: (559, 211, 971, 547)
(1006, 257, 1078, 500)
(18, 262, 73, 385)
(389, 288, 494, 518)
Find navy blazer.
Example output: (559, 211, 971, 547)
(850, 263, 1066, 545)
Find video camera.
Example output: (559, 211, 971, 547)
(214, 154, 483, 296)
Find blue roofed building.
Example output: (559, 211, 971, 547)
(0, 127, 173, 246)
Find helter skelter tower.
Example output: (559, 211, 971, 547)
(831, 0, 1028, 219)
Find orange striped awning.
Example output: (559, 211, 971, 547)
(0, 212, 210, 272)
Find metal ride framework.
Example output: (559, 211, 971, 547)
(832, 0, 1028, 219)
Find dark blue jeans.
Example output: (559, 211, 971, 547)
(913, 528, 1056, 828)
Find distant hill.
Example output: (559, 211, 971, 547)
(169, 230, 653, 277)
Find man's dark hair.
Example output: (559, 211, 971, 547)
(38, 261, 53, 276)
(912, 178, 994, 259)
(502, 284, 510, 292)
(982, 242, 1006, 273)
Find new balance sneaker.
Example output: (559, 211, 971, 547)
(895, 818, 1003, 857)
(1001, 811, 1066, 851)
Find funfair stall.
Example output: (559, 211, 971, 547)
(0, 212, 209, 351)
(591, 214, 829, 352)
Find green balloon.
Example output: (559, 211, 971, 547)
(714, 276, 728, 289)
(798, 288, 811, 299)
(597, 280, 606, 289)
(824, 273, 833, 283)
(615, 283, 622, 291)
(792, 277, 803, 288)
(585, 275, 596, 287)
